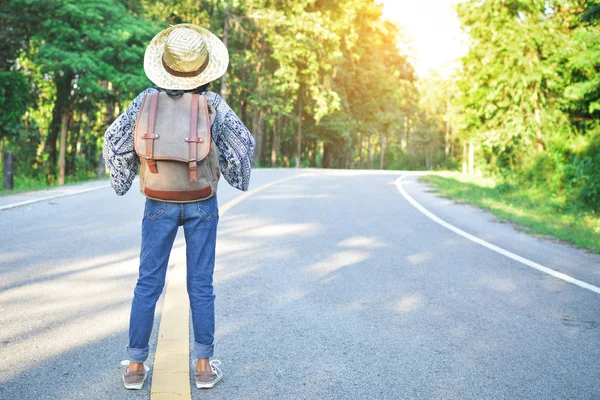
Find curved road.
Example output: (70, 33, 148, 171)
(1, 169, 598, 400)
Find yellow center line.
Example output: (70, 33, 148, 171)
(150, 174, 304, 400)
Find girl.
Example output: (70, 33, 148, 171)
(102, 23, 255, 390)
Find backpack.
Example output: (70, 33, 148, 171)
(134, 91, 220, 202)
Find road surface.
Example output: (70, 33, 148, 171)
(1, 169, 598, 400)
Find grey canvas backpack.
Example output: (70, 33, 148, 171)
(134, 91, 220, 202)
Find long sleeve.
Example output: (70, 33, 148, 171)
(102, 88, 158, 196)
(205, 91, 256, 191)
(103, 88, 255, 195)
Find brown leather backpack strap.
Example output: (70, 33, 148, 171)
(144, 92, 160, 173)
(187, 94, 200, 182)
(146, 159, 158, 173)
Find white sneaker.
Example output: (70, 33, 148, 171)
(192, 359, 222, 389)
(121, 359, 150, 390)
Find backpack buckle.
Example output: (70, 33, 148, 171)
(147, 159, 158, 173)
(189, 161, 198, 183)
(185, 137, 204, 143)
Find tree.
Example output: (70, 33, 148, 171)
(9, 0, 155, 183)
(455, 0, 577, 171)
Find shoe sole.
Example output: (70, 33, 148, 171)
(123, 380, 145, 390)
(195, 375, 222, 389)
(122, 365, 148, 390)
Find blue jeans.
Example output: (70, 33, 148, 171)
(126, 195, 219, 363)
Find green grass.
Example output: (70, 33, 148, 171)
(420, 172, 600, 254)
(0, 173, 105, 196)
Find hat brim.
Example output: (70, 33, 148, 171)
(144, 24, 229, 90)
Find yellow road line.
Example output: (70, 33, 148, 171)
(150, 174, 304, 400)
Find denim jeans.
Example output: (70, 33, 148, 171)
(126, 194, 219, 363)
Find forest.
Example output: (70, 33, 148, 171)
(0, 0, 599, 213)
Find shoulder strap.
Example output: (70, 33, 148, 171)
(142, 91, 159, 173)
(188, 94, 200, 182)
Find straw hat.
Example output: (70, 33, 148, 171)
(144, 23, 229, 90)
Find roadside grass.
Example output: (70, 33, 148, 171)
(0, 173, 105, 196)
(420, 172, 600, 254)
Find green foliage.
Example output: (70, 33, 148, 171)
(1, 0, 421, 190)
(141, 0, 418, 169)
(576, 135, 600, 210)
(0, 71, 31, 140)
(564, 26, 600, 118)
(2, 0, 155, 187)
(455, 0, 571, 155)
(581, 2, 600, 22)
(2, 0, 598, 225)
(449, 0, 600, 217)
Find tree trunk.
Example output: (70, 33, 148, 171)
(66, 111, 80, 176)
(309, 141, 317, 168)
(450, 122, 455, 160)
(367, 135, 373, 169)
(323, 143, 331, 169)
(357, 133, 363, 168)
(468, 140, 475, 174)
(97, 154, 105, 179)
(69, 111, 84, 176)
(379, 132, 386, 170)
(271, 118, 279, 167)
(252, 108, 263, 166)
(259, 111, 265, 165)
(296, 93, 303, 168)
(462, 141, 468, 173)
(445, 119, 450, 159)
(408, 120, 413, 155)
(402, 115, 408, 150)
(47, 73, 73, 183)
(250, 33, 266, 166)
(346, 149, 352, 169)
(114, 99, 120, 119)
(104, 81, 114, 126)
(220, 5, 230, 101)
(58, 110, 69, 185)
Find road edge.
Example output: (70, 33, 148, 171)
(395, 174, 600, 296)
(0, 181, 117, 211)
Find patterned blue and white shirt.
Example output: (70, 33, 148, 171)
(102, 88, 255, 195)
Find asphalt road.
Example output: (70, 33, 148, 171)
(1, 169, 598, 400)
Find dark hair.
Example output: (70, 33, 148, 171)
(156, 82, 211, 97)
(190, 82, 210, 93)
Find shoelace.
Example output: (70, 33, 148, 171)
(120, 359, 220, 374)
(120, 359, 150, 373)
(192, 358, 222, 376)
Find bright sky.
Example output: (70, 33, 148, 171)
(378, 0, 468, 78)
